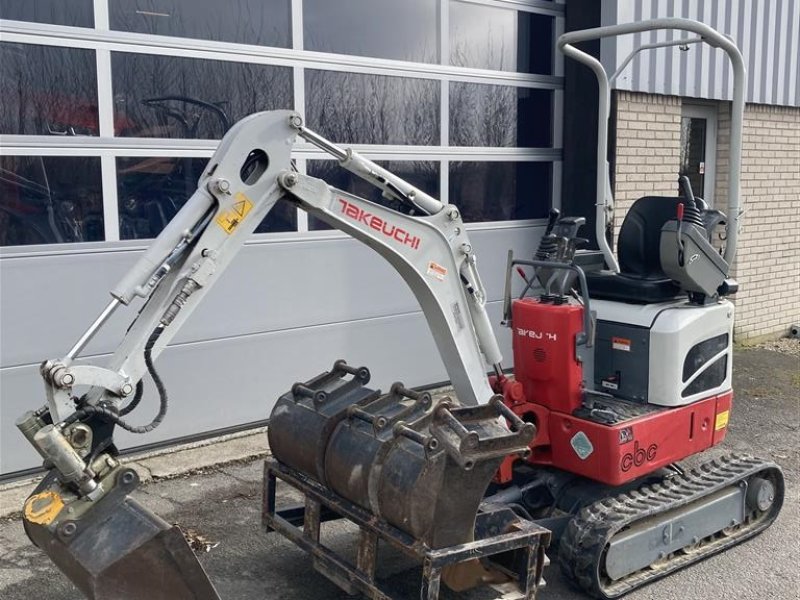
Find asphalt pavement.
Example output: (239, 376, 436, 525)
(0, 346, 798, 600)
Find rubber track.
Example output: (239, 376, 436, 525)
(558, 453, 785, 599)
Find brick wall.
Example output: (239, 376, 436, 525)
(612, 91, 800, 341)
(612, 91, 682, 240)
(715, 103, 800, 340)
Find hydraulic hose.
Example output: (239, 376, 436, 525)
(119, 380, 143, 416)
(64, 326, 168, 434)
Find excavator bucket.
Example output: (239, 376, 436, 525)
(22, 469, 220, 600)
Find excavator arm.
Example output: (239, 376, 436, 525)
(30, 110, 501, 429)
(16, 110, 526, 600)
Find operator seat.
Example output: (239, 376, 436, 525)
(585, 196, 722, 304)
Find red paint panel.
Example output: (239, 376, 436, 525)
(498, 391, 728, 486)
(512, 298, 585, 415)
(545, 395, 719, 485)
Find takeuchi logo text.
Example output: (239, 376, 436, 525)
(338, 199, 421, 250)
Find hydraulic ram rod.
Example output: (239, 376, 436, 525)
(290, 116, 444, 216)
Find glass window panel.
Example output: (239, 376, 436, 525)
(449, 2, 553, 75)
(449, 161, 551, 222)
(0, 0, 93, 27)
(450, 83, 552, 147)
(0, 42, 98, 135)
(679, 117, 707, 200)
(307, 160, 440, 230)
(0, 156, 103, 246)
(111, 53, 293, 139)
(306, 70, 439, 146)
(116, 156, 296, 239)
(109, 0, 291, 47)
(304, 0, 438, 63)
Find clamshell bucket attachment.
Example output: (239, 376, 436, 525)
(23, 467, 220, 600)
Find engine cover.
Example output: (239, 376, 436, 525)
(592, 298, 734, 406)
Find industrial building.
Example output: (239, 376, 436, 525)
(1, 0, 797, 476)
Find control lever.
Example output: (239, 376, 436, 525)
(678, 175, 696, 205)
(532, 215, 587, 296)
(544, 208, 560, 236)
(677, 175, 706, 229)
(676, 202, 686, 264)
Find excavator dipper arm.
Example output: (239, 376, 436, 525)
(15, 110, 516, 600)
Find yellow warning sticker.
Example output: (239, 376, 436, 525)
(24, 491, 65, 525)
(715, 410, 730, 431)
(215, 192, 254, 234)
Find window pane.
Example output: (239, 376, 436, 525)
(111, 53, 293, 139)
(306, 70, 439, 146)
(679, 117, 707, 200)
(304, 0, 438, 63)
(0, 42, 98, 135)
(449, 2, 553, 75)
(449, 161, 551, 222)
(307, 160, 440, 230)
(0, 0, 93, 27)
(116, 156, 295, 239)
(109, 0, 291, 48)
(450, 83, 552, 147)
(0, 156, 103, 246)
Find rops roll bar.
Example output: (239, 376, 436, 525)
(557, 18, 746, 273)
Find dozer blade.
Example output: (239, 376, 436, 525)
(23, 468, 220, 600)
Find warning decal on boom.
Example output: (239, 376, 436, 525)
(216, 192, 254, 234)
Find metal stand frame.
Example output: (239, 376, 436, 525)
(262, 459, 550, 600)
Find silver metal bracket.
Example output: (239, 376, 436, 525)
(42, 360, 133, 423)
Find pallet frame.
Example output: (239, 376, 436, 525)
(262, 458, 550, 600)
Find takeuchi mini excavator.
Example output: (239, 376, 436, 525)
(15, 18, 783, 600)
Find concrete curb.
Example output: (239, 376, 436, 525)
(0, 426, 269, 519)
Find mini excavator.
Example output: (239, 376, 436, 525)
(15, 18, 783, 600)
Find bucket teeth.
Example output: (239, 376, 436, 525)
(270, 363, 535, 550)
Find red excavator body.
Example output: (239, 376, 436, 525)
(495, 297, 731, 486)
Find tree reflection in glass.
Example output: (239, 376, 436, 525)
(0, 42, 99, 136)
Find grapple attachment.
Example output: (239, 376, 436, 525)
(23, 467, 220, 600)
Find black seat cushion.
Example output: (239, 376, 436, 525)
(585, 270, 682, 304)
(586, 196, 685, 304)
(617, 196, 683, 277)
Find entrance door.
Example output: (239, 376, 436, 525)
(679, 105, 717, 204)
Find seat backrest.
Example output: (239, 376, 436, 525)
(617, 196, 682, 277)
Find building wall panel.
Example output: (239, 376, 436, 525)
(613, 92, 800, 341)
(0, 0, 562, 476)
(604, 0, 800, 107)
(0, 226, 540, 475)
